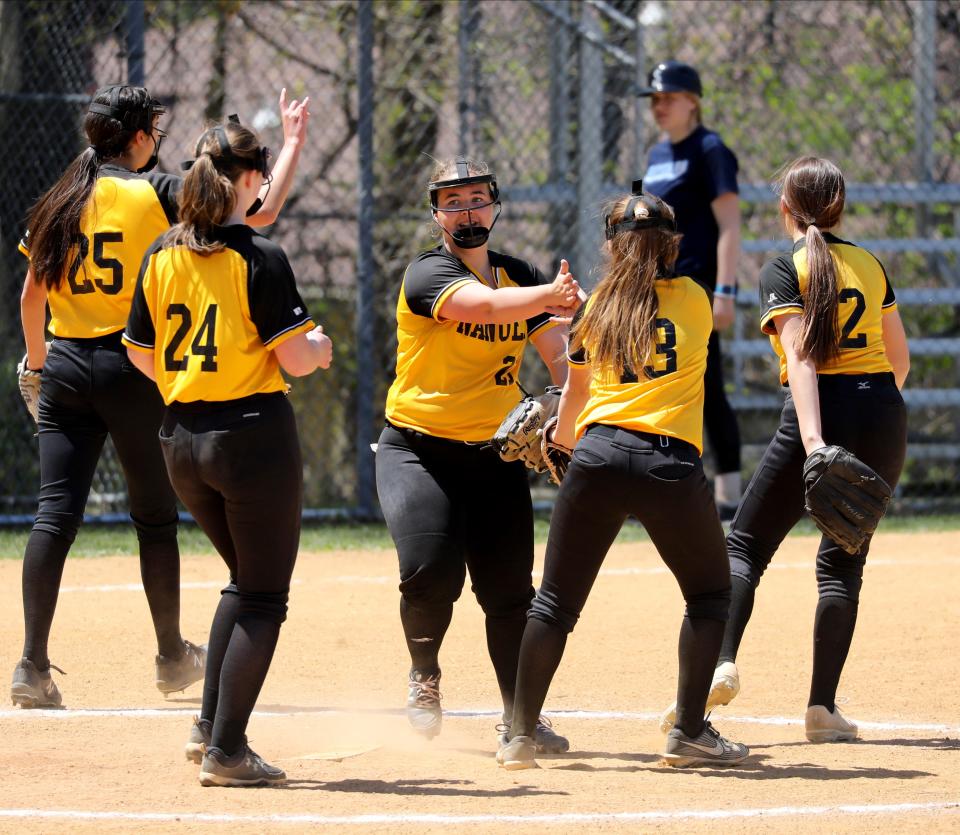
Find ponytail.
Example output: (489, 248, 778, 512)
(163, 154, 237, 254)
(163, 120, 266, 255)
(777, 156, 846, 366)
(570, 193, 680, 380)
(25, 147, 100, 290)
(799, 224, 840, 366)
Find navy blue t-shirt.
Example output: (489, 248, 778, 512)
(642, 125, 738, 289)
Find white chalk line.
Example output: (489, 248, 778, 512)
(1, 706, 955, 733)
(0, 801, 957, 826)
(56, 556, 960, 593)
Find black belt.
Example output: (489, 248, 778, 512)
(585, 423, 696, 453)
(54, 330, 125, 348)
(169, 391, 285, 416)
(785, 372, 896, 393)
(385, 420, 490, 448)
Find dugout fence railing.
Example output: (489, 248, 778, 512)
(1, 0, 958, 523)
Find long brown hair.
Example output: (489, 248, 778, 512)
(163, 122, 264, 254)
(570, 193, 681, 380)
(777, 156, 846, 366)
(25, 86, 157, 289)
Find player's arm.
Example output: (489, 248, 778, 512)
(438, 259, 581, 324)
(273, 325, 332, 377)
(775, 312, 825, 456)
(554, 361, 591, 450)
(247, 88, 309, 228)
(20, 267, 48, 370)
(881, 309, 910, 390)
(126, 347, 157, 381)
(711, 192, 740, 331)
(530, 325, 569, 386)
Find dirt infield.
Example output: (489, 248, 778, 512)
(1, 531, 959, 833)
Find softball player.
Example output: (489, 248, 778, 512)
(12, 84, 308, 709)
(662, 156, 909, 742)
(639, 60, 743, 518)
(375, 157, 578, 752)
(497, 188, 747, 770)
(124, 118, 331, 787)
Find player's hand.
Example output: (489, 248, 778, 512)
(547, 259, 582, 311)
(713, 295, 735, 331)
(307, 325, 333, 369)
(279, 87, 310, 147)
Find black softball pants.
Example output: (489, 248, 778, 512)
(511, 424, 732, 739)
(721, 372, 907, 710)
(703, 332, 741, 475)
(160, 393, 302, 756)
(375, 423, 535, 716)
(22, 334, 183, 668)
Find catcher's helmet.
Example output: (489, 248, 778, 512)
(637, 60, 702, 97)
(604, 179, 676, 239)
(87, 84, 165, 134)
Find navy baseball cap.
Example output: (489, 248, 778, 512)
(637, 60, 702, 97)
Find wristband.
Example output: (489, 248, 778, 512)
(715, 284, 738, 298)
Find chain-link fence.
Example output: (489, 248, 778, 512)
(1, 0, 958, 521)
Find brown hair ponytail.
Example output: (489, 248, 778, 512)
(25, 85, 157, 289)
(570, 192, 681, 380)
(777, 156, 846, 366)
(164, 121, 265, 255)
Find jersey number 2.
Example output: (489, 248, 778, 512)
(164, 303, 219, 372)
(839, 288, 866, 349)
(67, 232, 123, 296)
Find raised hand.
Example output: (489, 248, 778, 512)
(279, 87, 310, 146)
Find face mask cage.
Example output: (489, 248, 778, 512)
(428, 157, 502, 248)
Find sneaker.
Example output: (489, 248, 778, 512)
(497, 716, 570, 754)
(496, 734, 538, 770)
(805, 705, 858, 743)
(659, 661, 741, 734)
(185, 715, 212, 764)
(11, 658, 64, 709)
(662, 721, 749, 768)
(406, 669, 442, 738)
(156, 640, 207, 695)
(199, 744, 286, 787)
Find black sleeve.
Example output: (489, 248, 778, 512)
(145, 172, 183, 225)
(403, 251, 474, 318)
(124, 236, 165, 350)
(247, 238, 313, 347)
(567, 304, 588, 364)
(524, 262, 554, 336)
(758, 254, 803, 334)
(872, 252, 897, 308)
(701, 134, 739, 201)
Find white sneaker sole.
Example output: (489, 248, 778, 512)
(198, 769, 286, 787)
(805, 727, 858, 743)
(661, 750, 748, 768)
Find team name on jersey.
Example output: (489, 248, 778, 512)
(455, 320, 526, 343)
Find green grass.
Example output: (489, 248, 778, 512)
(1, 513, 958, 559)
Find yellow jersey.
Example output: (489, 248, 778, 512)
(123, 225, 314, 405)
(19, 164, 180, 338)
(569, 276, 713, 452)
(758, 233, 897, 384)
(385, 246, 561, 442)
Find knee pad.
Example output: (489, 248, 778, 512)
(130, 510, 178, 545)
(32, 511, 81, 545)
(398, 546, 466, 610)
(528, 591, 579, 634)
(684, 586, 732, 622)
(237, 589, 289, 624)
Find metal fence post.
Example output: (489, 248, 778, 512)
(633, 6, 646, 178)
(577, 2, 604, 288)
(913, 0, 937, 277)
(126, 0, 145, 86)
(355, 0, 376, 518)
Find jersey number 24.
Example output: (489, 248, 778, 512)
(164, 303, 219, 372)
